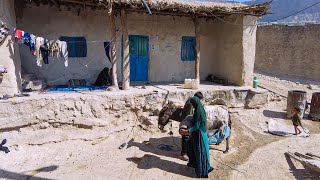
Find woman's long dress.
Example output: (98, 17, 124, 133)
(187, 96, 213, 178)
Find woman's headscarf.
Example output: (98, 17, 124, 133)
(190, 96, 207, 129)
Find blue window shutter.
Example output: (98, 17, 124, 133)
(59, 36, 87, 57)
(181, 36, 196, 61)
(72, 37, 76, 57)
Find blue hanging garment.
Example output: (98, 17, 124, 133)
(40, 39, 49, 64)
(104, 42, 111, 63)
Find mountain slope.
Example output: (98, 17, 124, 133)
(244, 0, 320, 23)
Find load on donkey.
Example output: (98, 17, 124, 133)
(158, 98, 232, 153)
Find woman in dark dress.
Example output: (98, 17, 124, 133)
(180, 96, 213, 178)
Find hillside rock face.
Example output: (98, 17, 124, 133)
(0, 88, 268, 131)
(244, 0, 320, 23)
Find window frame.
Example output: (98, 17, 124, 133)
(181, 36, 196, 61)
(59, 36, 87, 58)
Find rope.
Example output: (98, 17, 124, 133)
(273, 1, 320, 22)
(210, 12, 258, 27)
(212, 156, 247, 174)
(210, 1, 320, 26)
(156, 126, 181, 152)
(119, 111, 139, 149)
(0, 24, 123, 89)
(170, 133, 181, 151)
(156, 144, 179, 152)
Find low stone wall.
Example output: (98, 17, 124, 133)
(255, 24, 320, 81)
(0, 88, 268, 131)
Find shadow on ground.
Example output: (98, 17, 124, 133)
(127, 154, 196, 178)
(263, 110, 287, 119)
(285, 153, 320, 180)
(0, 165, 58, 180)
(127, 136, 183, 160)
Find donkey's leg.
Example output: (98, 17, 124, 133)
(223, 138, 229, 154)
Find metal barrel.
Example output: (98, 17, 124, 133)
(309, 92, 320, 120)
(286, 90, 307, 118)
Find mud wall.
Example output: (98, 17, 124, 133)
(0, 0, 22, 95)
(17, 5, 219, 84)
(17, 4, 256, 86)
(204, 15, 257, 86)
(255, 24, 320, 81)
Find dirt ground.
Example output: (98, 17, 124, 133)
(0, 72, 320, 180)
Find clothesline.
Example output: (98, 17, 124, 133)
(1, 11, 193, 88)
(0, 24, 124, 90)
(14, 28, 70, 67)
(2, 21, 195, 45)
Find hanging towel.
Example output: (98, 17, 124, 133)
(41, 39, 49, 64)
(30, 34, 36, 55)
(60, 41, 69, 67)
(23, 32, 31, 48)
(35, 37, 44, 67)
(0, 21, 9, 44)
(104, 42, 111, 63)
(14, 29, 24, 43)
(0, 66, 7, 73)
(48, 40, 61, 57)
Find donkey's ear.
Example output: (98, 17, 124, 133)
(162, 106, 168, 111)
(170, 105, 177, 111)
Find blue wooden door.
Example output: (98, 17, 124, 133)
(129, 35, 149, 81)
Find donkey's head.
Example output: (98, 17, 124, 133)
(158, 101, 179, 130)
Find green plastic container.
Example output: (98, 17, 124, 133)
(253, 76, 258, 89)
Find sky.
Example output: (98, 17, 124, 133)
(228, 0, 248, 2)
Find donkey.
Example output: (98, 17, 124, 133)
(158, 100, 232, 153)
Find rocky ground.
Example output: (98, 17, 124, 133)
(0, 73, 320, 180)
(255, 71, 320, 102)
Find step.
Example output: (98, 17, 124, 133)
(31, 79, 46, 91)
(21, 73, 37, 82)
(23, 79, 46, 91)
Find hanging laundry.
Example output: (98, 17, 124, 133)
(30, 34, 36, 55)
(35, 37, 44, 67)
(60, 41, 69, 67)
(23, 32, 31, 48)
(14, 28, 24, 43)
(40, 39, 49, 64)
(0, 66, 7, 74)
(104, 42, 111, 63)
(47, 40, 61, 57)
(0, 21, 9, 44)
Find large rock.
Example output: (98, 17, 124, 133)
(245, 88, 269, 109)
(0, 87, 270, 131)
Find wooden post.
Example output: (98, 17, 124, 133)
(110, 8, 119, 89)
(286, 90, 307, 118)
(194, 17, 200, 82)
(309, 92, 320, 121)
(121, 9, 130, 90)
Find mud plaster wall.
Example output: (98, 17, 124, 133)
(242, 16, 258, 86)
(0, 0, 22, 95)
(255, 24, 320, 81)
(211, 15, 254, 86)
(17, 5, 115, 86)
(17, 5, 220, 85)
